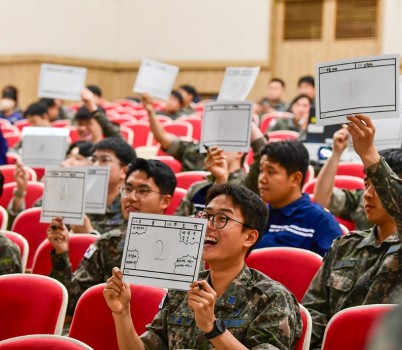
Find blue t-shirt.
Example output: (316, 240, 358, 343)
(255, 193, 342, 257)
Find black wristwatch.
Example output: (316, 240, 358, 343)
(203, 318, 226, 340)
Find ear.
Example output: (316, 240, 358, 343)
(243, 229, 259, 249)
(120, 164, 129, 181)
(161, 194, 172, 212)
(290, 171, 303, 188)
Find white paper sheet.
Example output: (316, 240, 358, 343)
(38, 64, 87, 101)
(217, 66, 260, 101)
(133, 59, 179, 101)
(84, 166, 110, 214)
(316, 54, 400, 125)
(121, 213, 207, 290)
(41, 167, 87, 225)
(199, 101, 253, 152)
(21, 127, 69, 167)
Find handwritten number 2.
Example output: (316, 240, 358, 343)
(154, 240, 165, 260)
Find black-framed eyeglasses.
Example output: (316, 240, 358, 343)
(89, 155, 123, 166)
(195, 210, 248, 230)
(120, 185, 165, 199)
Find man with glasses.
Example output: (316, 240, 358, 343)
(70, 137, 137, 235)
(104, 183, 302, 349)
(48, 158, 176, 317)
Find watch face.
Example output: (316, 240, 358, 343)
(216, 318, 226, 333)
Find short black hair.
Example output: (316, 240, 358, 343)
(91, 137, 136, 165)
(2, 85, 18, 103)
(86, 85, 102, 97)
(269, 78, 285, 88)
(74, 106, 93, 120)
(205, 183, 269, 257)
(25, 102, 48, 118)
(66, 141, 94, 158)
(171, 90, 184, 106)
(260, 140, 309, 187)
(39, 98, 56, 109)
(126, 158, 177, 196)
(179, 85, 198, 100)
(289, 94, 313, 110)
(379, 148, 402, 177)
(297, 75, 315, 88)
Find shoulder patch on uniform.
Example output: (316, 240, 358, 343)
(83, 244, 97, 259)
(333, 260, 357, 270)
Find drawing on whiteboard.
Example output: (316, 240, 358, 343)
(121, 213, 207, 290)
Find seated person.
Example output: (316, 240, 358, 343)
(268, 94, 312, 141)
(104, 183, 302, 349)
(86, 84, 107, 115)
(175, 146, 246, 216)
(178, 84, 198, 116)
(8, 140, 94, 217)
(48, 158, 176, 316)
(0, 85, 24, 124)
(142, 93, 266, 173)
(255, 140, 342, 256)
(71, 137, 137, 235)
(314, 127, 368, 230)
(254, 77, 288, 116)
(39, 98, 64, 122)
(302, 114, 402, 349)
(297, 75, 316, 117)
(0, 233, 21, 275)
(74, 88, 120, 143)
(157, 90, 185, 120)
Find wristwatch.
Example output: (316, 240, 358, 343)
(203, 318, 226, 340)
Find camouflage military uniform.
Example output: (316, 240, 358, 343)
(329, 188, 371, 230)
(366, 157, 402, 235)
(164, 137, 267, 175)
(268, 118, 307, 142)
(90, 109, 122, 139)
(88, 193, 125, 235)
(141, 265, 302, 350)
(175, 168, 247, 217)
(0, 233, 21, 275)
(162, 138, 206, 172)
(50, 225, 127, 315)
(302, 157, 402, 349)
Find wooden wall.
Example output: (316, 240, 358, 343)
(0, 55, 271, 109)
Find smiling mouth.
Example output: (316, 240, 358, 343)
(204, 237, 218, 246)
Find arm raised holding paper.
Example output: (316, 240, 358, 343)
(142, 93, 206, 172)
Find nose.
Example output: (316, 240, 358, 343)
(258, 172, 267, 185)
(363, 184, 375, 200)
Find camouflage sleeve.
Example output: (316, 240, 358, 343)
(50, 242, 106, 316)
(247, 290, 302, 349)
(243, 136, 267, 194)
(268, 118, 289, 132)
(302, 243, 337, 349)
(163, 138, 205, 172)
(365, 157, 402, 235)
(141, 294, 171, 350)
(174, 190, 196, 217)
(0, 237, 22, 275)
(329, 188, 362, 218)
(93, 109, 121, 138)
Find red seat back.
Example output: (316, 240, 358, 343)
(246, 247, 322, 301)
(165, 188, 187, 215)
(32, 234, 98, 275)
(11, 207, 49, 269)
(0, 181, 44, 209)
(321, 304, 396, 350)
(0, 274, 67, 340)
(69, 283, 165, 350)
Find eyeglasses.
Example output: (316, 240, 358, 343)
(120, 185, 164, 199)
(89, 155, 123, 166)
(195, 210, 248, 230)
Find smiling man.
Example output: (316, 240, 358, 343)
(104, 183, 302, 350)
(302, 115, 402, 350)
(47, 158, 176, 316)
